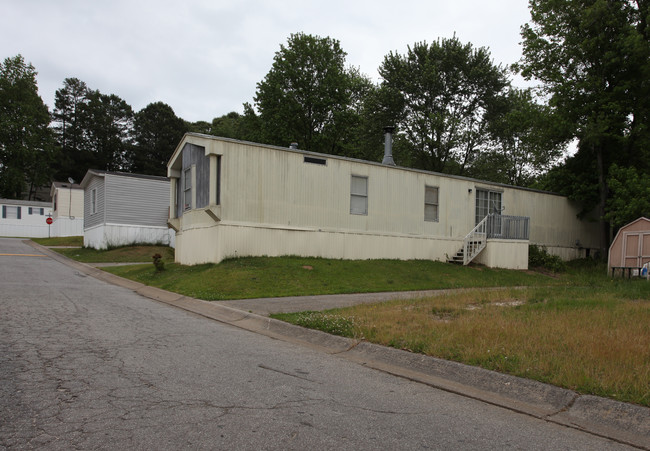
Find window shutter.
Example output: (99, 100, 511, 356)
(17, 207, 21, 219)
(29, 207, 33, 215)
(2, 206, 5, 218)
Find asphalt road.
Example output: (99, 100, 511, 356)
(0, 238, 638, 450)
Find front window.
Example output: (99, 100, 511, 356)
(216, 156, 221, 205)
(350, 175, 368, 215)
(2, 206, 21, 219)
(184, 167, 192, 210)
(91, 189, 97, 214)
(424, 186, 439, 222)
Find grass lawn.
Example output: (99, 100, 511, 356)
(59, 248, 649, 406)
(52, 244, 175, 263)
(272, 274, 650, 407)
(104, 256, 562, 300)
(31, 236, 83, 247)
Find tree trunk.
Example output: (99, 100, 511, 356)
(595, 144, 609, 258)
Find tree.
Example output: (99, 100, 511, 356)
(605, 164, 650, 229)
(472, 88, 565, 186)
(52, 77, 90, 181)
(374, 37, 509, 174)
(84, 90, 134, 172)
(53, 79, 134, 181)
(131, 102, 188, 176)
(253, 32, 371, 154)
(189, 111, 257, 141)
(518, 0, 650, 253)
(0, 55, 54, 199)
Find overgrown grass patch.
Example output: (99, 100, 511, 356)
(32, 236, 83, 247)
(53, 245, 174, 263)
(273, 283, 650, 406)
(104, 256, 560, 300)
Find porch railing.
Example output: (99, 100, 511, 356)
(486, 214, 530, 240)
(459, 214, 530, 265)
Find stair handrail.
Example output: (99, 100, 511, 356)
(463, 215, 489, 265)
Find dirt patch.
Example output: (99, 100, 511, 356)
(466, 299, 525, 310)
(526, 267, 561, 278)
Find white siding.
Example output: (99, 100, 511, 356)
(0, 200, 52, 238)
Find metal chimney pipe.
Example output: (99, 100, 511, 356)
(382, 126, 396, 166)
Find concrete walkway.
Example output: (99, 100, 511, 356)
(28, 241, 650, 449)
(215, 287, 526, 315)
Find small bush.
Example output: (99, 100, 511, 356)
(152, 253, 165, 272)
(529, 244, 566, 272)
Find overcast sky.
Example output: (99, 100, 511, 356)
(2, 0, 533, 123)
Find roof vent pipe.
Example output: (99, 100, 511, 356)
(289, 142, 299, 150)
(382, 126, 396, 166)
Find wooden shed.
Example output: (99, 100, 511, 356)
(608, 217, 650, 276)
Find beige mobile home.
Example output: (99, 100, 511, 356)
(50, 181, 84, 237)
(167, 133, 602, 269)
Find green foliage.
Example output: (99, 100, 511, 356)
(374, 37, 509, 174)
(0, 55, 54, 199)
(85, 90, 134, 172)
(131, 102, 188, 176)
(474, 88, 565, 186)
(52, 78, 135, 181)
(52, 78, 92, 181)
(188, 110, 263, 143)
(605, 164, 650, 228)
(517, 0, 650, 250)
(253, 32, 372, 155)
(152, 253, 165, 272)
(528, 244, 566, 272)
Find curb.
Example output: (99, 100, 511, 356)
(27, 241, 650, 449)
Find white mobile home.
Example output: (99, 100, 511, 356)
(50, 181, 84, 237)
(0, 198, 52, 238)
(167, 133, 602, 269)
(81, 170, 175, 249)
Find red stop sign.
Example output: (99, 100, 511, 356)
(46, 217, 53, 225)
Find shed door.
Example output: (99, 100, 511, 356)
(622, 232, 650, 267)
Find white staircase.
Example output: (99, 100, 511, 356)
(448, 215, 488, 265)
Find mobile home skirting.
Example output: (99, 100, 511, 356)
(174, 219, 528, 269)
(51, 217, 84, 237)
(84, 223, 175, 250)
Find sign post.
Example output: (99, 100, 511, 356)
(46, 216, 53, 238)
